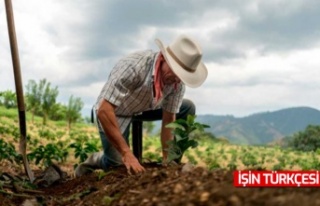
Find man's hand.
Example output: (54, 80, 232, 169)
(97, 100, 145, 175)
(121, 151, 145, 175)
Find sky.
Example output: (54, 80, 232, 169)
(1, 0, 320, 118)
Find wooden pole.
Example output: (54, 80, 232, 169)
(4, 0, 34, 182)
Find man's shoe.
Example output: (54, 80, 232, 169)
(75, 152, 103, 177)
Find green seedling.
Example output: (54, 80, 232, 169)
(27, 143, 68, 167)
(165, 115, 210, 163)
(69, 140, 99, 163)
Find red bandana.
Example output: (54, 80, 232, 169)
(154, 54, 164, 103)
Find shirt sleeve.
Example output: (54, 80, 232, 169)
(161, 83, 186, 113)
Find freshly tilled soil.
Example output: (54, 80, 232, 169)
(1, 163, 320, 206)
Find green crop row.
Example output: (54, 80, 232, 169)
(2, 109, 320, 172)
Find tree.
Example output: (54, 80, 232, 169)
(42, 80, 59, 125)
(25, 80, 44, 123)
(66, 95, 84, 131)
(0, 90, 17, 108)
(25, 79, 59, 125)
(288, 125, 320, 151)
(49, 103, 67, 121)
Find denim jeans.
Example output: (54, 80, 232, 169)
(97, 99, 195, 171)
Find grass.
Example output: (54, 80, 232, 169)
(0, 106, 18, 119)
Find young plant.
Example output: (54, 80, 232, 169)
(0, 139, 21, 164)
(69, 140, 99, 163)
(27, 143, 69, 167)
(165, 115, 210, 163)
(241, 152, 258, 168)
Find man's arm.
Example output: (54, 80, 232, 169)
(97, 99, 145, 174)
(161, 109, 176, 162)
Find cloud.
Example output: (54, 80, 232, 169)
(191, 45, 320, 115)
(1, 0, 320, 117)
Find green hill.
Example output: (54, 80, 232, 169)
(197, 107, 320, 145)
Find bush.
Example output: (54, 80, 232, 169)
(27, 142, 69, 167)
(0, 139, 22, 164)
(288, 125, 320, 152)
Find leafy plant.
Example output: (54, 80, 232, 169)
(185, 153, 198, 165)
(143, 151, 162, 162)
(165, 115, 210, 163)
(310, 153, 320, 170)
(241, 152, 258, 167)
(69, 140, 99, 163)
(227, 162, 237, 170)
(208, 158, 221, 170)
(97, 170, 114, 181)
(38, 128, 56, 141)
(0, 139, 21, 164)
(27, 143, 69, 167)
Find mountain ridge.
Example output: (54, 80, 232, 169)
(196, 106, 320, 145)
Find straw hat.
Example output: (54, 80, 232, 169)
(155, 34, 208, 88)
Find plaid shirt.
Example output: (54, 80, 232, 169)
(95, 50, 185, 133)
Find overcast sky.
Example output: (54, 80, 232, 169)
(1, 0, 320, 117)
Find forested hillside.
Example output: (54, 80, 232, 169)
(197, 107, 320, 144)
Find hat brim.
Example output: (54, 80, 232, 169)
(155, 38, 208, 88)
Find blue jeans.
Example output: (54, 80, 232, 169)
(98, 99, 196, 170)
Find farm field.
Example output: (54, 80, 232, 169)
(1, 107, 320, 205)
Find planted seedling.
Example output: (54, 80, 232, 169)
(165, 115, 210, 163)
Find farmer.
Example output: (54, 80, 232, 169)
(75, 34, 208, 177)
